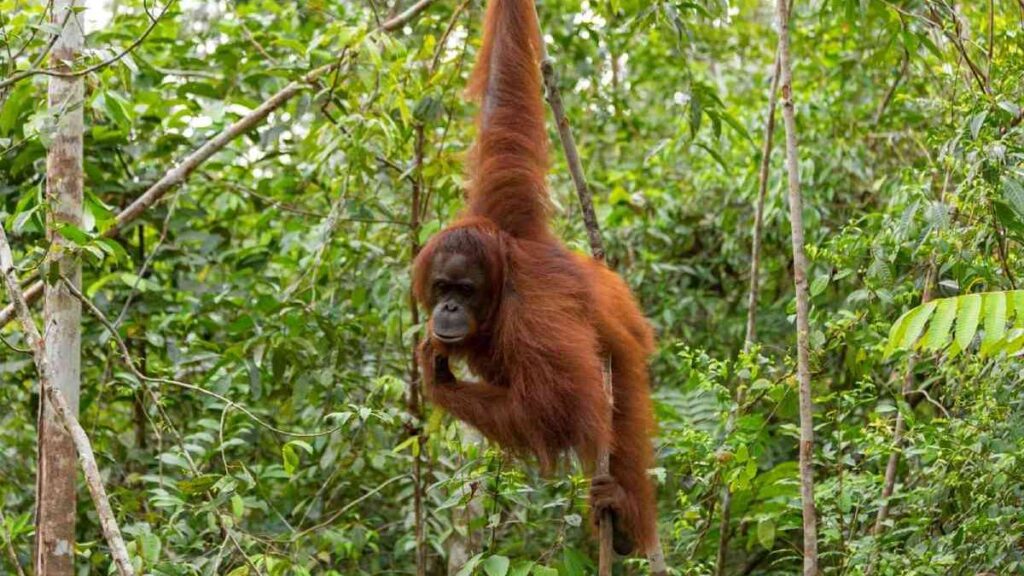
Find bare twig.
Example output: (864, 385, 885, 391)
(874, 48, 910, 125)
(0, 331, 30, 354)
(912, 386, 950, 419)
(775, 0, 819, 572)
(987, 0, 994, 65)
(409, 118, 428, 576)
(381, 0, 438, 32)
(0, 225, 135, 576)
(927, 3, 990, 94)
(7, 0, 56, 65)
(531, 9, 615, 574)
(111, 190, 181, 330)
(215, 177, 326, 218)
(428, 0, 473, 74)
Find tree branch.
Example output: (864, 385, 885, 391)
(0, 224, 135, 576)
(381, 0, 438, 32)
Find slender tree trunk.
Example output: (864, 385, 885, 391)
(715, 51, 781, 576)
(35, 2, 84, 573)
(133, 226, 148, 451)
(409, 122, 427, 576)
(774, 1, 819, 573)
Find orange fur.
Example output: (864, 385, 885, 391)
(413, 0, 658, 553)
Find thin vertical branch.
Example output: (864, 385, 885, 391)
(133, 225, 148, 452)
(774, 0, 819, 573)
(872, 268, 935, 536)
(409, 120, 428, 576)
(446, 428, 485, 575)
(533, 4, 666, 574)
(537, 52, 606, 261)
(715, 50, 781, 576)
(744, 52, 782, 353)
(0, 225, 135, 576)
(987, 0, 995, 65)
(873, 48, 910, 125)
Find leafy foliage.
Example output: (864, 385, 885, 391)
(887, 291, 1024, 357)
(1, 0, 1024, 575)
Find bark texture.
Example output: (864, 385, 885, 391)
(775, 0, 819, 573)
(36, 2, 83, 572)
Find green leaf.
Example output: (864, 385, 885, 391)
(885, 308, 913, 357)
(101, 91, 134, 131)
(969, 111, 987, 139)
(138, 533, 161, 563)
(95, 238, 129, 262)
(483, 555, 510, 576)
(285, 440, 314, 454)
(981, 292, 1007, 355)
(696, 142, 728, 170)
(955, 293, 982, 351)
(56, 223, 92, 245)
(1014, 291, 1024, 327)
(1003, 177, 1024, 216)
(531, 568, 558, 576)
(560, 548, 590, 576)
(756, 518, 776, 549)
(810, 274, 829, 297)
(454, 554, 483, 576)
(118, 272, 161, 292)
(231, 494, 245, 518)
(281, 443, 299, 477)
(509, 561, 535, 576)
(900, 300, 937, 351)
(993, 201, 1024, 241)
(392, 435, 419, 456)
(922, 297, 957, 351)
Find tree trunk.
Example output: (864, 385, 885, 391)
(774, 0, 819, 573)
(35, 1, 84, 573)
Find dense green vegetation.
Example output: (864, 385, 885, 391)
(2, 0, 1023, 574)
